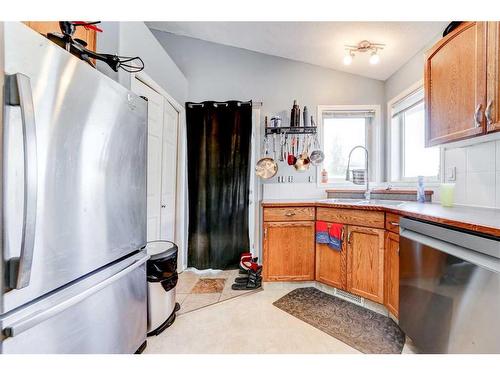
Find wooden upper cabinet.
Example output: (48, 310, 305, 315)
(384, 232, 399, 318)
(425, 22, 487, 146)
(346, 225, 385, 303)
(315, 224, 347, 290)
(23, 22, 97, 53)
(263, 221, 315, 281)
(487, 22, 500, 133)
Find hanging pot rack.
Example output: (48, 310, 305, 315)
(265, 126, 317, 135)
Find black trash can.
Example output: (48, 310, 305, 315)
(146, 240, 180, 336)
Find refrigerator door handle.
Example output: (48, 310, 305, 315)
(3, 253, 149, 338)
(5, 73, 38, 289)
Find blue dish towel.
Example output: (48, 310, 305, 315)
(316, 221, 343, 252)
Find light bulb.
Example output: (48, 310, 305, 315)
(343, 52, 353, 65)
(369, 51, 380, 65)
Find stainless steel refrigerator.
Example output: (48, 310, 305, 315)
(0, 22, 149, 354)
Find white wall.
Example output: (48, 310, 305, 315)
(384, 45, 428, 103)
(96, 22, 188, 104)
(442, 138, 500, 208)
(151, 30, 386, 190)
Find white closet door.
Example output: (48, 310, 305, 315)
(160, 101, 178, 241)
(131, 79, 164, 241)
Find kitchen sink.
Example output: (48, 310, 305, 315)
(326, 199, 406, 207)
(327, 198, 365, 204)
(356, 200, 406, 207)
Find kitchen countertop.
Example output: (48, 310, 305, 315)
(261, 199, 500, 237)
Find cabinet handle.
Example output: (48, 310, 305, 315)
(347, 231, 352, 244)
(389, 221, 400, 226)
(285, 212, 296, 217)
(474, 104, 483, 128)
(264, 228, 267, 237)
(485, 100, 493, 126)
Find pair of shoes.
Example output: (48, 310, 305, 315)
(232, 262, 262, 290)
(239, 252, 258, 274)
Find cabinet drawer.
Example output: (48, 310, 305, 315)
(263, 206, 315, 222)
(316, 207, 384, 229)
(385, 213, 401, 234)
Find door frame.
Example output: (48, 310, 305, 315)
(250, 107, 262, 261)
(130, 71, 188, 272)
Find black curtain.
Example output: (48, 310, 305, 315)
(186, 100, 252, 270)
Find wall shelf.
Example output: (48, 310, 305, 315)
(265, 126, 317, 135)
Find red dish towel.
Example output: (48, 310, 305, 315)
(328, 223, 343, 241)
(316, 221, 343, 251)
(316, 221, 328, 233)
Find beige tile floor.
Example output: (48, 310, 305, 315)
(146, 280, 415, 354)
(176, 269, 256, 314)
(146, 281, 362, 354)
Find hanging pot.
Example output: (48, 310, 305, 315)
(294, 135, 310, 172)
(255, 158, 278, 179)
(256, 136, 278, 179)
(309, 134, 325, 166)
(294, 151, 310, 172)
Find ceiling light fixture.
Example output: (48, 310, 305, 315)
(369, 51, 380, 65)
(343, 51, 354, 65)
(343, 40, 385, 66)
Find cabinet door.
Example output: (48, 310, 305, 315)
(23, 22, 97, 53)
(487, 21, 500, 133)
(263, 221, 315, 281)
(315, 224, 347, 289)
(346, 225, 385, 303)
(384, 231, 399, 318)
(425, 22, 487, 146)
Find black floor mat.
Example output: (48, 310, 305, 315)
(273, 287, 405, 354)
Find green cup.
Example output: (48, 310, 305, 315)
(440, 183, 455, 207)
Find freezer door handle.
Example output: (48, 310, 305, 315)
(2, 253, 149, 338)
(5, 73, 38, 289)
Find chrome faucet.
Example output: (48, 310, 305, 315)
(345, 145, 370, 200)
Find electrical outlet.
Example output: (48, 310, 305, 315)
(446, 166, 456, 181)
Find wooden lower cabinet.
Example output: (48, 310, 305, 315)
(263, 221, 315, 281)
(262, 205, 401, 313)
(346, 225, 385, 303)
(315, 224, 347, 289)
(384, 231, 400, 317)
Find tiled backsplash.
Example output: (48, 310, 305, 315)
(443, 139, 500, 208)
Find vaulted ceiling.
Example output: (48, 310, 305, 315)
(147, 21, 448, 81)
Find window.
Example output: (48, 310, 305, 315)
(320, 108, 377, 183)
(390, 87, 440, 181)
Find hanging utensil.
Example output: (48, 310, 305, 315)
(256, 136, 278, 179)
(279, 131, 286, 162)
(287, 136, 297, 165)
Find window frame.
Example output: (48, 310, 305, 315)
(317, 104, 382, 187)
(387, 81, 442, 183)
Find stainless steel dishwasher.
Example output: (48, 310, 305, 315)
(399, 218, 500, 354)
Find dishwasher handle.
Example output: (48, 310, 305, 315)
(400, 227, 500, 274)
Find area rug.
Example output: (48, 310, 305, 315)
(191, 278, 226, 294)
(273, 287, 405, 354)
